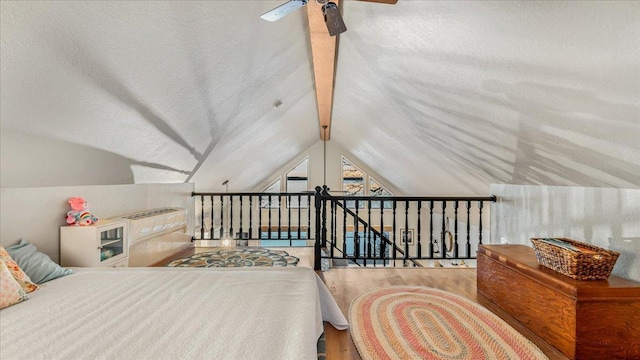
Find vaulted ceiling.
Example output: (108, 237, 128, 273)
(1, 1, 638, 194)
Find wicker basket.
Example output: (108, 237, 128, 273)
(530, 238, 619, 280)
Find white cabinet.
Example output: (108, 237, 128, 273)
(60, 219, 128, 267)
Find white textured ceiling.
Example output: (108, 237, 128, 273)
(1, 1, 638, 194)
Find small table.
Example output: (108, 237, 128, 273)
(477, 244, 640, 360)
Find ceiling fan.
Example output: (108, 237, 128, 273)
(261, 0, 398, 36)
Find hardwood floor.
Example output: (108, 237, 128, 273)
(152, 246, 568, 360)
(319, 267, 476, 360)
(319, 268, 568, 360)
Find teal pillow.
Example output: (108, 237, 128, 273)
(6, 239, 73, 284)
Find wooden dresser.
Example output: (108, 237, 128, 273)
(477, 244, 640, 360)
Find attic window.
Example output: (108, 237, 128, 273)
(342, 156, 365, 208)
(286, 157, 309, 208)
(370, 177, 393, 209)
(260, 179, 281, 208)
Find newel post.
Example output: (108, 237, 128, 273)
(321, 185, 329, 249)
(314, 186, 323, 270)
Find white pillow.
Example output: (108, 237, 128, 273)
(0, 259, 29, 309)
(0, 246, 38, 292)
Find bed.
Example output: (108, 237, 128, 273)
(0, 266, 348, 360)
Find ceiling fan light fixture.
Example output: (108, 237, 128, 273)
(322, 2, 347, 36)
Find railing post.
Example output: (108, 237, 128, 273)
(200, 195, 205, 240)
(417, 201, 422, 258)
(392, 200, 397, 265)
(367, 200, 372, 265)
(209, 195, 214, 240)
(230, 195, 234, 240)
(287, 195, 291, 246)
(249, 196, 253, 239)
(453, 200, 459, 259)
(331, 201, 336, 259)
(220, 195, 224, 240)
(429, 201, 434, 258)
(314, 186, 323, 270)
(321, 186, 329, 249)
(297, 195, 302, 240)
(441, 201, 447, 259)
(268, 195, 272, 240)
(466, 200, 471, 257)
(258, 195, 262, 240)
(380, 202, 385, 266)
(355, 199, 360, 261)
(404, 200, 409, 264)
(278, 195, 282, 240)
(342, 200, 347, 258)
(478, 200, 484, 245)
(239, 196, 243, 240)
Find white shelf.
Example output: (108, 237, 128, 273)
(100, 238, 123, 247)
(60, 219, 129, 267)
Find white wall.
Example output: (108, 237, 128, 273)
(490, 184, 640, 281)
(0, 128, 193, 187)
(0, 183, 194, 263)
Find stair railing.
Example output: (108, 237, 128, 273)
(313, 186, 496, 270)
(192, 188, 496, 270)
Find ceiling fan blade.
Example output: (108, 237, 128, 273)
(260, 0, 309, 22)
(356, 0, 398, 4)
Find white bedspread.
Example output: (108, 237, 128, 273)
(0, 267, 348, 360)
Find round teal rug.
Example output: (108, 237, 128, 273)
(166, 247, 299, 268)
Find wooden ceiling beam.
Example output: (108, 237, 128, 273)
(307, 0, 339, 141)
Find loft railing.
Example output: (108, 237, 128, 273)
(192, 188, 496, 270)
(322, 195, 419, 268)
(192, 191, 314, 245)
(313, 186, 496, 270)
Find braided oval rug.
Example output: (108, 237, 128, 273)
(349, 286, 548, 360)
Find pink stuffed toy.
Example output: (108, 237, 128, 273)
(66, 197, 98, 226)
